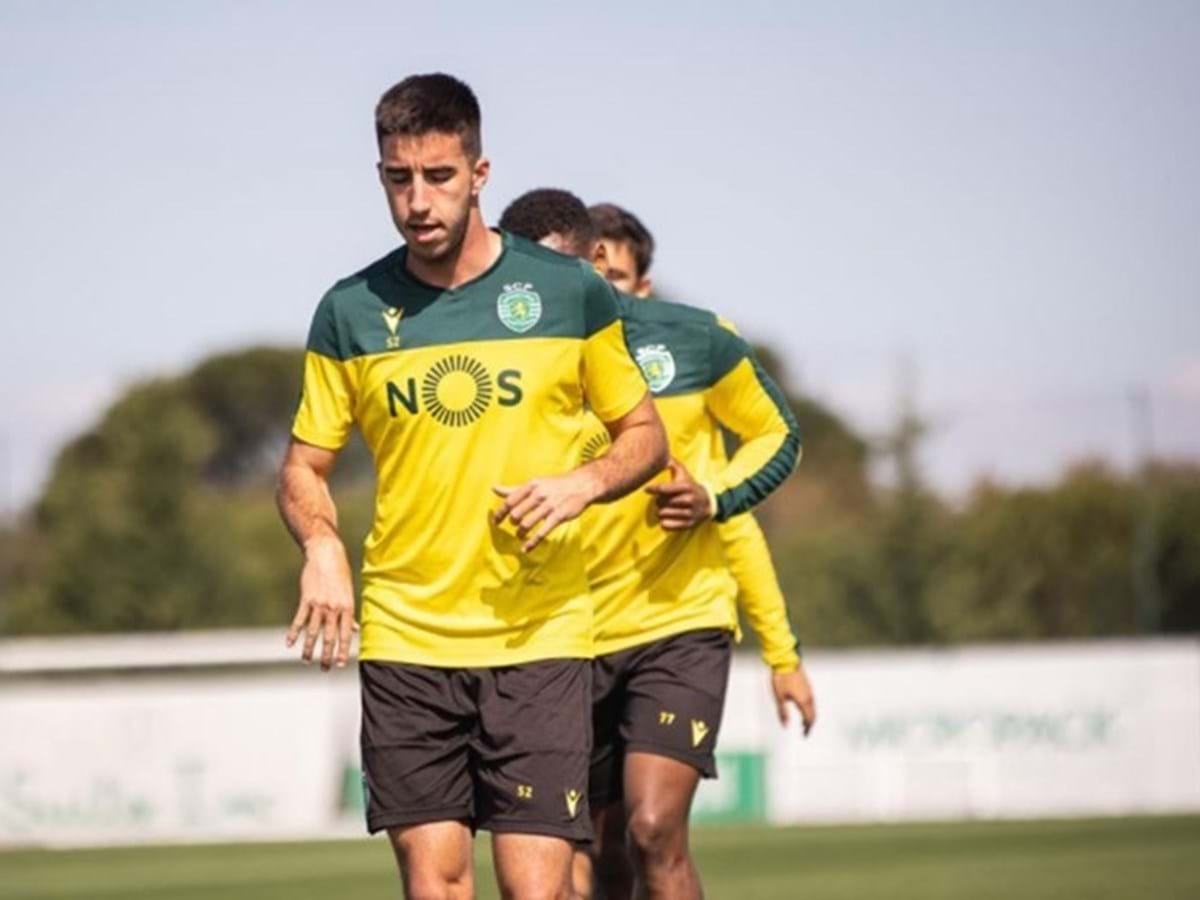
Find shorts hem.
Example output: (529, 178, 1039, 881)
(624, 741, 718, 779)
(358, 649, 593, 670)
(593, 623, 735, 659)
(366, 806, 471, 835)
(481, 816, 592, 844)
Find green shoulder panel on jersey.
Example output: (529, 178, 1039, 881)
(708, 317, 753, 384)
(582, 266, 623, 337)
(307, 232, 609, 361)
(306, 248, 408, 360)
(620, 296, 728, 397)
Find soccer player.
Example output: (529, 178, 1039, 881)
(277, 77, 667, 900)
(498, 190, 814, 900)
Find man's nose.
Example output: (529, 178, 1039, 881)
(409, 176, 432, 213)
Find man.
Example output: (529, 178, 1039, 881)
(498, 190, 813, 900)
(589, 202, 814, 700)
(277, 76, 667, 900)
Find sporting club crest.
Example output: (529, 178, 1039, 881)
(497, 283, 542, 333)
(635, 344, 676, 393)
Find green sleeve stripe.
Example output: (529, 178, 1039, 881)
(715, 359, 802, 521)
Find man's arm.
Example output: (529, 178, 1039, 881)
(718, 512, 815, 736)
(493, 393, 667, 552)
(277, 438, 356, 671)
(650, 325, 800, 529)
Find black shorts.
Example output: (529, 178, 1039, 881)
(360, 658, 592, 842)
(589, 628, 733, 807)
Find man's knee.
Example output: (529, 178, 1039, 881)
(498, 881, 571, 900)
(626, 804, 687, 859)
(404, 873, 472, 900)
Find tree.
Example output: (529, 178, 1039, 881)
(1, 347, 374, 635)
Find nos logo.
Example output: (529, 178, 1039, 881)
(386, 354, 523, 427)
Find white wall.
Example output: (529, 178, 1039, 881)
(1, 634, 1197, 847)
(762, 640, 1200, 823)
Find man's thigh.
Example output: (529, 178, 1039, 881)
(619, 628, 733, 777)
(473, 657, 594, 844)
(493, 831, 574, 900)
(388, 820, 475, 898)
(359, 661, 475, 833)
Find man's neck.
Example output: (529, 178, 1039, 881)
(406, 209, 501, 290)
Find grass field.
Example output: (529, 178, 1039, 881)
(4, 815, 1199, 899)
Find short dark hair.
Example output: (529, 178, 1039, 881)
(588, 203, 655, 277)
(499, 188, 595, 253)
(375, 73, 482, 158)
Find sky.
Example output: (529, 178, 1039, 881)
(1, 0, 1198, 513)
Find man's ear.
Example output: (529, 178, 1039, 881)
(635, 275, 653, 298)
(471, 155, 490, 197)
(591, 241, 609, 276)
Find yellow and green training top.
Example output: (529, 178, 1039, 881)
(580, 295, 801, 658)
(292, 231, 648, 668)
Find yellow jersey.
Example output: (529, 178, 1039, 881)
(293, 232, 648, 667)
(581, 295, 801, 659)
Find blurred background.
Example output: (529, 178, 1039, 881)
(1, 2, 1198, 898)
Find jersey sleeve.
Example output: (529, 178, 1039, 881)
(292, 293, 358, 450)
(718, 513, 801, 672)
(703, 322, 801, 521)
(580, 268, 649, 423)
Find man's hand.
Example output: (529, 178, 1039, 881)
(772, 665, 816, 736)
(493, 469, 602, 552)
(285, 535, 358, 671)
(646, 458, 715, 530)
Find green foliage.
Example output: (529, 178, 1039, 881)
(2, 342, 1199, 646)
(0, 348, 374, 635)
(771, 459, 1200, 648)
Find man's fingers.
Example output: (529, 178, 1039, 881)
(667, 458, 686, 479)
(286, 600, 311, 646)
(801, 697, 817, 736)
(660, 518, 694, 531)
(302, 606, 325, 663)
(522, 510, 565, 552)
(510, 494, 548, 529)
(517, 500, 553, 534)
(492, 483, 533, 523)
(336, 610, 354, 668)
(659, 507, 703, 530)
(659, 514, 699, 529)
(645, 481, 690, 497)
(320, 609, 338, 670)
(776, 694, 790, 726)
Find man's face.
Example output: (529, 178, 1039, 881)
(597, 238, 652, 298)
(378, 131, 489, 263)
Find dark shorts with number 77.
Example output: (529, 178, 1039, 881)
(588, 628, 733, 807)
(360, 657, 593, 843)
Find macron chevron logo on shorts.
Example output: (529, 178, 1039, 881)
(691, 719, 710, 747)
(564, 789, 582, 819)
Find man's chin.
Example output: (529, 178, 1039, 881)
(406, 237, 453, 263)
